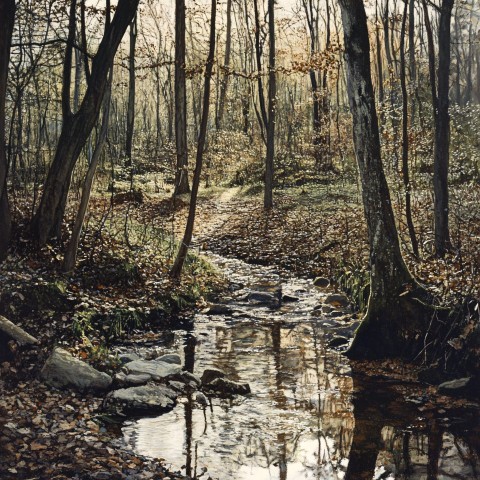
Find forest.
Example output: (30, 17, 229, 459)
(1, 0, 480, 478)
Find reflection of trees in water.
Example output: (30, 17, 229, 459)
(346, 370, 480, 480)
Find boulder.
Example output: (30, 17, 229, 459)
(124, 359, 181, 380)
(125, 373, 152, 386)
(106, 385, 177, 414)
(41, 348, 112, 392)
(201, 368, 226, 386)
(157, 353, 182, 365)
(282, 294, 299, 303)
(325, 293, 349, 308)
(313, 277, 330, 288)
(247, 291, 280, 306)
(206, 377, 251, 396)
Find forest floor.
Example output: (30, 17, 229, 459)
(1, 178, 480, 478)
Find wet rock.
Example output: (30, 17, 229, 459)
(282, 294, 299, 303)
(206, 377, 251, 396)
(177, 371, 202, 387)
(247, 291, 280, 307)
(114, 372, 127, 386)
(106, 385, 177, 414)
(201, 368, 226, 386)
(322, 305, 334, 314)
(124, 359, 181, 380)
(313, 304, 323, 311)
(438, 377, 475, 396)
(329, 310, 345, 318)
(157, 353, 181, 365)
(118, 353, 140, 364)
(328, 336, 349, 348)
(206, 304, 234, 315)
(228, 282, 244, 292)
(195, 392, 208, 406)
(168, 380, 188, 393)
(325, 293, 349, 308)
(125, 373, 151, 386)
(313, 277, 330, 288)
(41, 347, 112, 392)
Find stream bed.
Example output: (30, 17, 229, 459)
(119, 254, 480, 480)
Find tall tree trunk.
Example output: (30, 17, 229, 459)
(125, 14, 137, 167)
(264, 0, 275, 209)
(338, 0, 429, 359)
(400, 0, 419, 257)
(31, 0, 140, 247)
(174, 0, 190, 195)
(63, 70, 112, 272)
(0, 0, 14, 260)
(216, 0, 232, 130)
(170, 0, 216, 279)
(433, 0, 454, 257)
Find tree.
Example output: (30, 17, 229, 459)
(170, 0, 216, 279)
(0, 0, 15, 260)
(31, 0, 140, 247)
(174, 0, 190, 195)
(338, 0, 431, 359)
(125, 14, 137, 167)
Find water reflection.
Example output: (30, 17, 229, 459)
(122, 256, 480, 479)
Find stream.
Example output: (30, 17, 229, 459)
(119, 253, 480, 480)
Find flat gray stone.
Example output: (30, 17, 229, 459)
(41, 347, 112, 392)
(107, 385, 177, 413)
(124, 359, 181, 380)
(157, 354, 181, 365)
(125, 373, 151, 386)
(118, 353, 140, 364)
(0, 315, 38, 345)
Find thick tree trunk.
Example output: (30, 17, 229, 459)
(338, 0, 429, 359)
(170, 0, 216, 279)
(433, 0, 454, 257)
(31, 0, 140, 247)
(0, 0, 14, 260)
(174, 0, 190, 195)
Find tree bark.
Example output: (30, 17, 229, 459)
(170, 0, 216, 279)
(31, 0, 140, 247)
(400, 0, 419, 257)
(216, 0, 232, 130)
(264, 0, 275, 209)
(0, 0, 14, 260)
(174, 0, 190, 195)
(433, 0, 454, 257)
(125, 14, 137, 167)
(338, 0, 428, 359)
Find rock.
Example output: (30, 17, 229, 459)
(114, 372, 127, 386)
(206, 377, 251, 396)
(418, 367, 452, 385)
(206, 304, 234, 315)
(228, 282, 244, 292)
(438, 377, 475, 396)
(195, 392, 208, 406)
(107, 385, 177, 414)
(322, 305, 334, 314)
(168, 380, 188, 393)
(328, 336, 349, 348)
(118, 353, 140, 364)
(325, 293, 349, 308)
(201, 368, 226, 386)
(247, 291, 280, 306)
(177, 371, 202, 387)
(0, 315, 38, 346)
(157, 354, 182, 365)
(313, 304, 323, 311)
(329, 310, 345, 318)
(124, 359, 181, 380)
(282, 294, 299, 303)
(125, 373, 151, 386)
(41, 347, 112, 392)
(313, 277, 330, 288)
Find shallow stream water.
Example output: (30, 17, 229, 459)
(121, 254, 480, 480)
